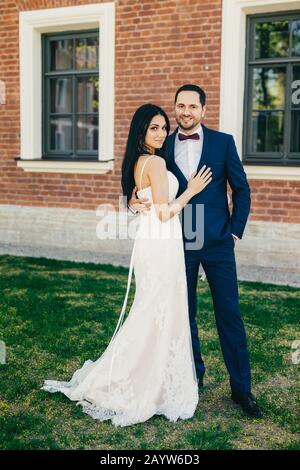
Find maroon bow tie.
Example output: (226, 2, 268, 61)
(178, 132, 200, 141)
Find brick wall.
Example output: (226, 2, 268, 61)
(0, 0, 299, 223)
(249, 180, 300, 224)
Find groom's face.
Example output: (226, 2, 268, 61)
(175, 91, 206, 133)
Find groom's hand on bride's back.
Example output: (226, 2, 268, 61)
(128, 186, 151, 214)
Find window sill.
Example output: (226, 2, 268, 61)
(244, 165, 300, 181)
(16, 159, 114, 174)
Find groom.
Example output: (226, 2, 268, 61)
(129, 84, 262, 418)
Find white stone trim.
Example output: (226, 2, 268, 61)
(220, 0, 300, 176)
(245, 164, 300, 181)
(19, 2, 115, 172)
(17, 159, 114, 174)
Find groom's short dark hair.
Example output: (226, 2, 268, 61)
(175, 84, 206, 107)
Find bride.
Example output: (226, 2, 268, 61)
(41, 104, 212, 427)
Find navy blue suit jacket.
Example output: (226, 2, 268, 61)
(166, 125, 251, 249)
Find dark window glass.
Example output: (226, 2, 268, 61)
(77, 116, 99, 151)
(291, 111, 300, 152)
(50, 78, 72, 114)
(291, 65, 300, 152)
(50, 39, 73, 70)
(75, 37, 99, 69)
(291, 20, 300, 56)
(77, 77, 99, 113)
(251, 111, 284, 153)
(255, 20, 289, 59)
(252, 67, 286, 110)
(43, 31, 99, 160)
(244, 13, 300, 165)
(50, 117, 72, 151)
(292, 65, 300, 109)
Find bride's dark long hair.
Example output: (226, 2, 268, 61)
(121, 103, 170, 203)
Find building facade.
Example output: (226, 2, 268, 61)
(0, 0, 299, 283)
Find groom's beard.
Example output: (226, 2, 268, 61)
(176, 117, 201, 132)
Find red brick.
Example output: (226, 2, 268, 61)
(0, 0, 298, 227)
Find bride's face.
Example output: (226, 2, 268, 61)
(144, 115, 167, 153)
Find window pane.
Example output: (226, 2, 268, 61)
(77, 77, 99, 113)
(251, 111, 284, 152)
(291, 111, 300, 152)
(254, 20, 289, 58)
(50, 117, 72, 151)
(292, 66, 300, 109)
(50, 78, 72, 113)
(252, 67, 286, 110)
(291, 20, 300, 56)
(75, 36, 99, 69)
(77, 116, 98, 151)
(50, 39, 73, 70)
(86, 37, 99, 69)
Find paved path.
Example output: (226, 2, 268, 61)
(0, 243, 299, 288)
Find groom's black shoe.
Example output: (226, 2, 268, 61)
(231, 391, 263, 418)
(197, 376, 204, 388)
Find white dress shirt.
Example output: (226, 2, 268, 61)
(174, 124, 204, 181)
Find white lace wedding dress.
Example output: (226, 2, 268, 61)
(41, 156, 199, 427)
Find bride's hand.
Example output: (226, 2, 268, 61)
(187, 165, 212, 196)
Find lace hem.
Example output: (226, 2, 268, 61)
(40, 382, 197, 427)
(76, 399, 196, 427)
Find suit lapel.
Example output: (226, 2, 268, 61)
(166, 130, 176, 169)
(196, 124, 212, 173)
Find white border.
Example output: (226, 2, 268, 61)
(18, 3, 115, 173)
(220, 0, 300, 181)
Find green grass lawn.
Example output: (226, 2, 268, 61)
(0, 254, 299, 450)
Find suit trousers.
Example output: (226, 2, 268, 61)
(184, 238, 251, 394)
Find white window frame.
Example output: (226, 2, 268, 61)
(220, 0, 300, 181)
(18, 2, 115, 174)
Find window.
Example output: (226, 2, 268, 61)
(244, 12, 300, 165)
(18, 3, 114, 174)
(42, 31, 99, 161)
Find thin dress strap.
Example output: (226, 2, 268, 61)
(139, 155, 156, 190)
